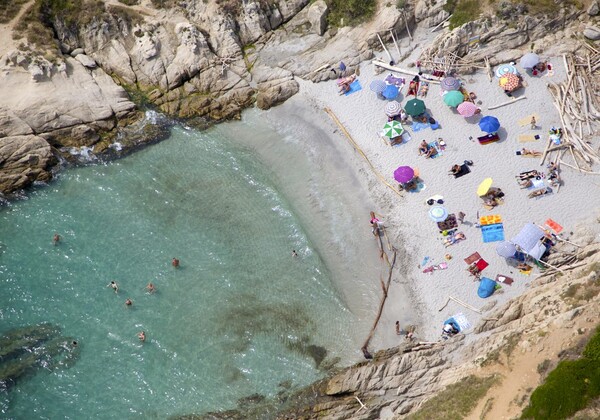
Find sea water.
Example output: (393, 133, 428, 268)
(0, 107, 383, 418)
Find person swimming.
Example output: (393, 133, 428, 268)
(172, 258, 180, 268)
(137, 331, 146, 342)
(107, 281, 118, 294)
(146, 283, 156, 293)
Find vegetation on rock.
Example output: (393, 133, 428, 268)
(0, 0, 29, 24)
(325, 0, 376, 27)
(406, 374, 500, 419)
(521, 327, 600, 419)
(444, 0, 481, 30)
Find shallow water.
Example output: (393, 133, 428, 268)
(0, 110, 382, 418)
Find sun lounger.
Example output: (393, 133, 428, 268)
(478, 133, 500, 145)
(518, 134, 541, 143)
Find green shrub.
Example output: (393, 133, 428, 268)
(448, 0, 481, 30)
(521, 327, 600, 419)
(0, 0, 29, 24)
(326, 0, 376, 27)
(117, 0, 139, 5)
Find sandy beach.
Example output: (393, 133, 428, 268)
(286, 26, 600, 347)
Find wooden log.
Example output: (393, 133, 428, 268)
(403, 10, 413, 41)
(377, 33, 393, 63)
(449, 296, 482, 314)
(372, 60, 441, 84)
(487, 95, 526, 110)
(539, 137, 554, 167)
(430, 14, 451, 32)
(390, 29, 401, 57)
(560, 161, 600, 174)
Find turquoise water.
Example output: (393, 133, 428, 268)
(0, 116, 376, 418)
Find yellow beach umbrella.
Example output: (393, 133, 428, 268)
(477, 178, 493, 196)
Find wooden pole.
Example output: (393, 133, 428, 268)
(377, 33, 393, 63)
(390, 29, 400, 57)
(372, 60, 441, 84)
(403, 10, 413, 41)
(487, 96, 526, 110)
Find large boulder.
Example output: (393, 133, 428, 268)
(0, 135, 56, 193)
(308, 0, 329, 36)
(584, 25, 600, 40)
(588, 0, 600, 16)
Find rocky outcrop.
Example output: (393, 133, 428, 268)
(0, 135, 56, 194)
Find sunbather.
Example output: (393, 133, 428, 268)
(449, 164, 461, 175)
(520, 148, 542, 157)
(418, 140, 436, 158)
(443, 232, 466, 247)
(518, 179, 534, 188)
(548, 171, 561, 187)
(528, 186, 552, 198)
(516, 170, 541, 181)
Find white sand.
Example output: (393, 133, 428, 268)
(291, 27, 600, 346)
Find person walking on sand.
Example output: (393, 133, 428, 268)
(107, 281, 118, 294)
(395, 321, 401, 335)
(53, 233, 61, 245)
(172, 258, 180, 268)
(458, 212, 466, 224)
(530, 116, 537, 129)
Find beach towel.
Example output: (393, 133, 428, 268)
(496, 274, 514, 285)
(384, 74, 405, 88)
(453, 164, 471, 178)
(481, 223, 505, 243)
(452, 313, 472, 331)
(401, 131, 412, 143)
(344, 80, 362, 96)
(545, 218, 563, 234)
(411, 121, 430, 132)
(527, 178, 545, 190)
(478, 133, 500, 145)
(519, 113, 540, 127)
(464, 252, 482, 265)
(518, 134, 541, 143)
(479, 215, 502, 225)
(428, 142, 442, 158)
(437, 214, 457, 231)
(478, 277, 497, 298)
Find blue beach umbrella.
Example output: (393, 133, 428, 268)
(495, 64, 518, 78)
(369, 80, 386, 93)
(520, 53, 540, 69)
(479, 116, 500, 133)
(382, 84, 399, 99)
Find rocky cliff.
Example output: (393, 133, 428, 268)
(1, 0, 594, 196)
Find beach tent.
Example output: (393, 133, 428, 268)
(520, 53, 540, 69)
(511, 223, 547, 260)
(477, 277, 497, 298)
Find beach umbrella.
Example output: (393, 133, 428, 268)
(495, 64, 518, 78)
(383, 120, 404, 139)
(404, 98, 426, 117)
(479, 116, 500, 133)
(384, 101, 402, 117)
(520, 52, 540, 69)
(477, 178, 493, 197)
(393, 165, 414, 183)
(498, 73, 521, 92)
(428, 206, 448, 222)
(496, 241, 517, 258)
(457, 101, 478, 117)
(382, 84, 399, 99)
(443, 90, 464, 107)
(440, 76, 461, 92)
(369, 80, 386, 93)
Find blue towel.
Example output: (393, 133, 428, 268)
(344, 80, 362, 96)
(411, 121, 430, 132)
(481, 223, 505, 243)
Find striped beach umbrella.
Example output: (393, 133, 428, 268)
(384, 101, 402, 117)
(457, 101, 478, 117)
(369, 80, 386, 93)
(404, 98, 426, 116)
(495, 64, 518, 78)
(443, 90, 464, 107)
(479, 116, 500, 133)
(440, 76, 461, 91)
(382, 84, 399, 99)
(520, 52, 540, 69)
(382, 120, 404, 139)
(498, 73, 521, 92)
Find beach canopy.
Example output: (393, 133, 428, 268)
(499, 73, 521, 92)
(428, 206, 448, 222)
(383, 120, 404, 138)
(383, 84, 399, 99)
(393, 165, 414, 183)
(511, 223, 546, 260)
(477, 277, 497, 298)
(404, 98, 426, 116)
(457, 101, 478, 117)
(495, 64, 518, 78)
(496, 241, 517, 258)
(384, 101, 402, 117)
(520, 53, 540, 69)
(477, 178, 493, 196)
(443, 90, 464, 107)
(440, 76, 461, 91)
(479, 116, 500, 133)
(369, 80, 386, 93)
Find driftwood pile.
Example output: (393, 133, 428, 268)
(418, 48, 487, 76)
(543, 45, 600, 174)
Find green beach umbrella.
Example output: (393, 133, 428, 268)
(382, 120, 404, 138)
(443, 90, 464, 108)
(404, 98, 426, 117)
